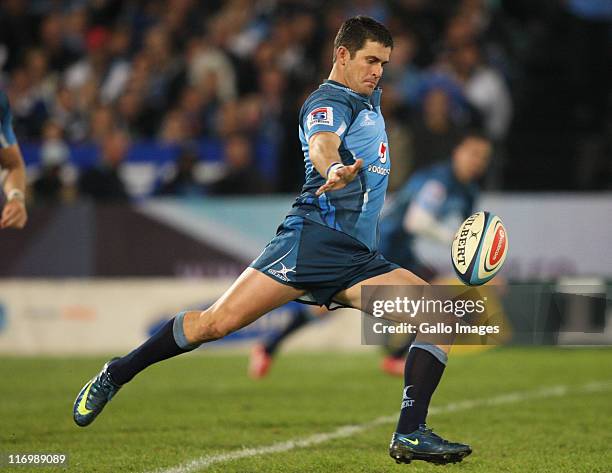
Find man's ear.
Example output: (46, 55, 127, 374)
(337, 46, 349, 65)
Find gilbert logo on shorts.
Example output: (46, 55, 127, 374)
(268, 263, 296, 282)
(307, 107, 333, 129)
(378, 142, 387, 163)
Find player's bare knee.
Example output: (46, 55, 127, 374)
(193, 308, 240, 342)
(188, 310, 220, 342)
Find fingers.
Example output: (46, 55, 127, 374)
(1, 202, 27, 229)
(1, 214, 21, 228)
(336, 159, 363, 179)
(316, 159, 364, 196)
(315, 180, 336, 196)
(3, 214, 27, 229)
(315, 171, 342, 195)
(316, 173, 343, 195)
(0, 207, 14, 228)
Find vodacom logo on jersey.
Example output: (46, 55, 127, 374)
(378, 142, 388, 164)
(368, 141, 390, 176)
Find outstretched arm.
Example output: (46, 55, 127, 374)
(308, 131, 362, 196)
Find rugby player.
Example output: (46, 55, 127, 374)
(249, 132, 492, 379)
(0, 89, 27, 229)
(73, 16, 472, 465)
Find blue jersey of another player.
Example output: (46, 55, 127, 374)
(289, 80, 391, 250)
(0, 90, 18, 149)
(379, 162, 477, 266)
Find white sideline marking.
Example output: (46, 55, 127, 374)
(149, 381, 612, 473)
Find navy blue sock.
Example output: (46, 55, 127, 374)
(264, 307, 310, 355)
(396, 345, 447, 434)
(107, 313, 199, 385)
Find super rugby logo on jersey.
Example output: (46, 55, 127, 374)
(307, 107, 334, 129)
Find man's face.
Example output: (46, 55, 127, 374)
(453, 137, 491, 182)
(339, 40, 391, 96)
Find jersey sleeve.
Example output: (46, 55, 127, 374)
(301, 95, 353, 141)
(0, 91, 18, 148)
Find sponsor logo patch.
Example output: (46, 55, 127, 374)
(307, 107, 334, 129)
(367, 164, 390, 176)
(378, 142, 388, 163)
(489, 226, 506, 266)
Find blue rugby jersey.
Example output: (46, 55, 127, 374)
(289, 80, 391, 250)
(0, 90, 17, 149)
(378, 162, 477, 260)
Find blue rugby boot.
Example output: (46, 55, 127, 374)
(389, 425, 472, 465)
(73, 358, 122, 427)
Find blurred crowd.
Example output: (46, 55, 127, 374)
(1, 0, 610, 202)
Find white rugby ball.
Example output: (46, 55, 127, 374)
(451, 211, 508, 286)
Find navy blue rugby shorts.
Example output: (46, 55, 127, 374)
(250, 215, 400, 308)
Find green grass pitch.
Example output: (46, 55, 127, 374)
(1, 347, 611, 472)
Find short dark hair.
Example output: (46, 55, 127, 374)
(333, 16, 393, 61)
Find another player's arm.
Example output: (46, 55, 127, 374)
(403, 180, 454, 244)
(0, 144, 27, 229)
(309, 132, 362, 196)
(404, 205, 454, 244)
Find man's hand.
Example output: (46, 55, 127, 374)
(0, 144, 28, 229)
(315, 159, 363, 196)
(308, 132, 363, 196)
(1, 199, 27, 229)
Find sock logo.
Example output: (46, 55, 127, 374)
(401, 385, 415, 409)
